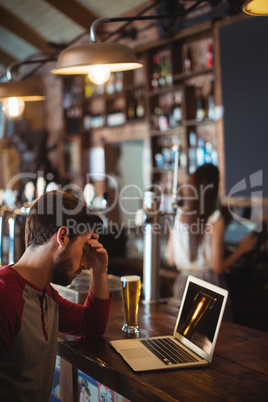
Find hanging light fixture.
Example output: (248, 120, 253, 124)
(51, 0, 206, 84)
(242, 0, 268, 15)
(51, 31, 143, 85)
(0, 80, 45, 118)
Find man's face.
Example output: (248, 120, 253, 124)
(52, 233, 90, 286)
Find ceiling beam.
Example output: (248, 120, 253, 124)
(44, 0, 100, 31)
(0, 5, 54, 54)
(0, 47, 18, 68)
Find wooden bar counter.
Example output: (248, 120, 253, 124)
(58, 298, 268, 401)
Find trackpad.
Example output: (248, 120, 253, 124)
(121, 348, 151, 359)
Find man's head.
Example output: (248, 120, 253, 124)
(25, 190, 103, 248)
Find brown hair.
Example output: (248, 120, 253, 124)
(184, 164, 219, 261)
(25, 190, 103, 247)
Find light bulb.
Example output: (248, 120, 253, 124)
(2, 97, 25, 118)
(88, 65, 111, 85)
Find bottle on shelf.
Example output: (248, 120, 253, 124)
(207, 43, 213, 68)
(106, 73, 115, 95)
(158, 53, 166, 88)
(158, 50, 172, 89)
(170, 92, 182, 127)
(195, 83, 206, 121)
(127, 95, 136, 120)
(84, 75, 95, 98)
(196, 138, 206, 166)
(165, 51, 173, 87)
(184, 45, 193, 74)
(188, 131, 197, 174)
(207, 81, 215, 120)
(115, 72, 124, 93)
(151, 54, 161, 91)
(135, 89, 145, 119)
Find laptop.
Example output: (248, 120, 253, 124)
(110, 275, 228, 372)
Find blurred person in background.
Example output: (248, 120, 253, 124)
(168, 164, 257, 317)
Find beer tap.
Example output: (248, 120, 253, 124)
(171, 144, 179, 214)
(0, 189, 5, 267)
(140, 190, 161, 303)
(0, 190, 16, 266)
(136, 144, 179, 304)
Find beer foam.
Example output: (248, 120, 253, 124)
(121, 275, 141, 282)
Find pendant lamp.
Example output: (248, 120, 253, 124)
(51, 0, 206, 84)
(0, 80, 44, 118)
(242, 0, 268, 15)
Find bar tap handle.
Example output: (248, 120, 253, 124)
(171, 144, 179, 213)
(1, 190, 16, 266)
(0, 189, 4, 266)
(83, 183, 95, 206)
(141, 190, 161, 303)
(8, 214, 15, 265)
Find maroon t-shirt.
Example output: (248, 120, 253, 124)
(0, 265, 111, 402)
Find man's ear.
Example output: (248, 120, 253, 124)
(56, 226, 69, 247)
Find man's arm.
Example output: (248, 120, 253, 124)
(54, 234, 111, 337)
(84, 233, 110, 300)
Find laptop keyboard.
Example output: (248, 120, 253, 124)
(140, 338, 199, 366)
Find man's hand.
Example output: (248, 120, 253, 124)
(82, 233, 109, 300)
(82, 233, 108, 276)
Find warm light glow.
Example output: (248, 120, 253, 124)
(2, 97, 25, 118)
(242, 0, 268, 15)
(52, 62, 142, 75)
(88, 65, 111, 85)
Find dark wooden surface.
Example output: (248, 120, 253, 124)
(58, 298, 268, 402)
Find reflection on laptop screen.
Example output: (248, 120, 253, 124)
(176, 282, 224, 355)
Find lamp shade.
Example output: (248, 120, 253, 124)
(0, 80, 44, 101)
(51, 42, 143, 75)
(242, 0, 268, 15)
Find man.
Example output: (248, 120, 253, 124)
(0, 190, 111, 402)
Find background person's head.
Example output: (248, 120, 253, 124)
(25, 190, 103, 248)
(188, 163, 219, 220)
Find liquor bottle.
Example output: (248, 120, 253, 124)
(84, 75, 94, 98)
(207, 43, 213, 68)
(135, 89, 145, 119)
(196, 138, 205, 166)
(171, 92, 182, 126)
(184, 46, 192, 74)
(106, 73, 115, 95)
(195, 83, 206, 121)
(127, 96, 136, 120)
(115, 72, 124, 93)
(151, 55, 161, 90)
(159, 53, 167, 88)
(165, 51, 173, 87)
(188, 131, 197, 174)
(207, 81, 215, 120)
(205, 142, 212, 163)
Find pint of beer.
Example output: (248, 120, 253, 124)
(121, 275, 141, 334)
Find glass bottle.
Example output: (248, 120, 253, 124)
(151, 55, 161, 90)
(136, 89, 145, 119)
(195, 83, 206, 121)
(172, 92, 182, 126)
(184, 46, 193, 74)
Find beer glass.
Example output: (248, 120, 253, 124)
(121, 275, 141, 334)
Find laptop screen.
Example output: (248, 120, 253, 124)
(175, 281, 224, 355)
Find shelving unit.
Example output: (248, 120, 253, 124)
(61, 22, 218, 204)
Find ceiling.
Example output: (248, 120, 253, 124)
(0, 0, 244, 79)
(0, 0, 150, 76)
